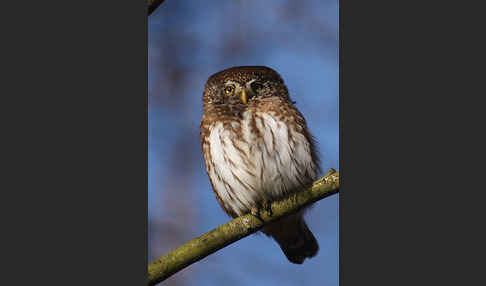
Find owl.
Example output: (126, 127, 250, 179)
(200, 66, 321, 264)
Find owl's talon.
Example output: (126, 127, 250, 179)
(251, 206, 258, 216)
(262, 200, 273, 216)
(251, 206, 264, 222)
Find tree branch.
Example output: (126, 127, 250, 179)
(148, 168, 339, 285)
(148, 0, 165, 16)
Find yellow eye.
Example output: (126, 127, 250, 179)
(224, 86, 234, 95)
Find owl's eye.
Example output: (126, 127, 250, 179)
(251, 82, 264, 92)
(224, 86, 234, 95)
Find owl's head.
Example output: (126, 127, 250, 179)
(202, 66, 291, 107)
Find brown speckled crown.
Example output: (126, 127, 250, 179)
(207, 66, 284, 85)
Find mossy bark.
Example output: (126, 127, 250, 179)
(148, 169, 339, 285)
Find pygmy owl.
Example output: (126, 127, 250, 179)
(200, 66, 321, 264)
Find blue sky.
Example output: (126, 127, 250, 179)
(149, 1, 339, 285)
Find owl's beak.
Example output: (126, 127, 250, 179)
(239, 88, 247, 104)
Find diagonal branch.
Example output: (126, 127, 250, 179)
(148, 168, 340, 285)
(148, 0, 165, 16)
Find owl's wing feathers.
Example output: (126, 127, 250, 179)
(251, 97, 320, 264)
(250, 96, 321, 184)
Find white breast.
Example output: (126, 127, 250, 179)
(206, 111, 318, 216)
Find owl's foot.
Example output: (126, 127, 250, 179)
(262, 199, 273, 216)
(250, 206, 264, 222)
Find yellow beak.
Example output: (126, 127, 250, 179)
(240, 88, 247, 104)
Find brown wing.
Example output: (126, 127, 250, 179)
(249, 96, 321, 179)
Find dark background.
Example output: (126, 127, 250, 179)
(148, 0, 339, 285)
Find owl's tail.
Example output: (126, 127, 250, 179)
(262, 213, 319, 264)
